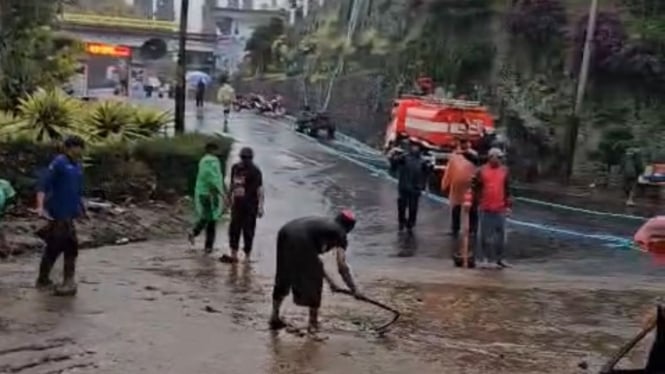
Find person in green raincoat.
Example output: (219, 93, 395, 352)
(188, 143, 225, 253)
(0, 179, 16, 257)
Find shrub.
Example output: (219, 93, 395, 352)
(133, 133, 232, 198)
(1, 90, 174, 145)
(0, 134, 233, 204)
(132, 107, 173, 137)
(508, 0, 567, 44)
(0, 89, 87, 142)
(85, 101, 137, 142)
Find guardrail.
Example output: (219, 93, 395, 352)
(60, 13, 178, 32)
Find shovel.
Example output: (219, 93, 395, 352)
(335, 289, 401, 332)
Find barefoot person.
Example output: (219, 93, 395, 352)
(188, 142, 225, 253)
(35, 136, 86, 296)
(269, 210, 362, 333)
(222, 147, 264, 263)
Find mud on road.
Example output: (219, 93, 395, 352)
(1, 241, 663, 374)
(1, 106, 664, 374)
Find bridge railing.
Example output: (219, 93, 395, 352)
(59, 13, 178, 32)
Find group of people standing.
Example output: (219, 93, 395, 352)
(189, 144, 264, 263)
(392, 136, 512, 269)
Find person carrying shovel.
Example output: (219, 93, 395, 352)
(269, 210, 364, 334)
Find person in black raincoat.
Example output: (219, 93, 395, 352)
(392, 140, 431, 234)
(269, 211, 362, 334)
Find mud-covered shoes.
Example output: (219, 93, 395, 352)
(35, 278, 54, 290)
(53, 280, 77, 296)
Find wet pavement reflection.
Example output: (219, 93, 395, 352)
(0, 102, 663, 374)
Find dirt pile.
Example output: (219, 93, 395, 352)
(0, 200, 191, 258)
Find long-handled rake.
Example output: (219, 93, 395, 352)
(336, 289, 401, 333)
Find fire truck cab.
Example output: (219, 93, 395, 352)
(384, 95, 495, 180)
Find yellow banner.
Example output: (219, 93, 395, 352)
(61, 13, 178, 32)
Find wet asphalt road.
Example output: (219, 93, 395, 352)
(1, 102, 664, 374)
(192, 105, 660, 278)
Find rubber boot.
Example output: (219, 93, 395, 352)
(35, 254, 56, 289)
(54, 257, 77, 296)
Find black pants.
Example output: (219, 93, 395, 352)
(195, 94, 204, 107)
(37, 220, 78, 282)
(451, 204, 479, 236)
(192, 195, 218, 250)
(397, 190, 420, 229)
(229, 205, 257, 255)
(192, 220, 216, 250)
(272, 231, 323, 308)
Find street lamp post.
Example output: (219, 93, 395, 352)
(174, 0, 189, 134)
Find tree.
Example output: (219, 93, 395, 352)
(0, 0, 82, 111)
(245, 18, 286, 75)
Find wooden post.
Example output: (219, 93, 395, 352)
(461, 189, 473, 268)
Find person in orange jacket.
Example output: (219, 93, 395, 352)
(473, 148, 512, 269)
(441, 138, 479, 238)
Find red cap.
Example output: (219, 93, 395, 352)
(340, 209, 355, 222)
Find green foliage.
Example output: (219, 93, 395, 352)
(85, 101, 136, 141)
(132, 107, 174, 137)
(593, 127, 636, 169)
(245, 18, 286, 74)
(0, 90, 173, 145)
(0, 1, 83, 111)
(0, 134, 233, 203)
(133, 134, 232, 198)
(0, 89, 85, 142)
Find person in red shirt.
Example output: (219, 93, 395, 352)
(472, 148, 512, 269)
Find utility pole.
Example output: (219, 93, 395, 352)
(174, 0, 189, 134)
(564, 0, 598, 180)
(575, 0, 598, 115)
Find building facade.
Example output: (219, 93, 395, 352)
(133, 0, 175, 21)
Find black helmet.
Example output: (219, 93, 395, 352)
(335, 209, 356, 233)
(239, 147, 254, 159)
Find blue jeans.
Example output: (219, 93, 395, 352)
(479, 211, 506, 262)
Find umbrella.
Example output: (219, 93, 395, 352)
(186, 71, 212, 85)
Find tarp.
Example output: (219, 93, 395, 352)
(0, 179, 16, 215)
(634, 216, 665, 254)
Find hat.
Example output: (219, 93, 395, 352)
(488, 147, 504, 158)
(335, 209, 356, 233)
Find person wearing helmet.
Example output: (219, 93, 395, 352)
(221, 147, 264, 263)
(35, 136, 87, 296)
(269, 210, 363, 334)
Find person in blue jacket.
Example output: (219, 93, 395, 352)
(35, 136, 87, 296)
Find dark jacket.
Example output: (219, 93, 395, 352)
(394, 152, 430, 194)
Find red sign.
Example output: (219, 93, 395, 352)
(85, 42, 131, 58)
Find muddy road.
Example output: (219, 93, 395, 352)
(1, 103, 663, 374)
